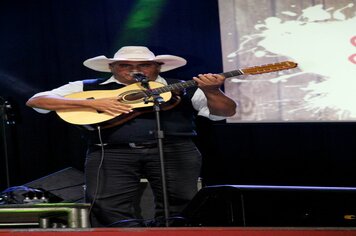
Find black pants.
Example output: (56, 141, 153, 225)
(85, 138, 202, 227)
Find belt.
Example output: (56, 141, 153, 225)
(94, 142, 158, 149)
(128, 142, 157, 149)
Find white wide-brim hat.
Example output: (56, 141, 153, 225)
(83, 46, 187, 72)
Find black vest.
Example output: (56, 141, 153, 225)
(82, 78, 199, 144)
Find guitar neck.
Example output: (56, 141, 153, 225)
(150, 61, 297, 94)
(150, 70, 243, 94)
(151, 80, 197, 94)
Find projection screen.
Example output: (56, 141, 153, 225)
(218, 0, 356, 122)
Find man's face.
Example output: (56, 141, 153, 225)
(109, 61, 161, 85)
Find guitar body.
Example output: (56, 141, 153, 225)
(56, 81, 174, 127)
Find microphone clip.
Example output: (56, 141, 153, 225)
(131, 72, 150, 89)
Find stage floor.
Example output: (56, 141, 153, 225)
(1, 227, 356, 236)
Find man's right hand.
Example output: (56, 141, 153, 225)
(88, 97, 133, 116)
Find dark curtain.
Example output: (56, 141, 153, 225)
(0, 0, 223, 189)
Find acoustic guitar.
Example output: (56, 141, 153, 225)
(56, 61, 297, 130)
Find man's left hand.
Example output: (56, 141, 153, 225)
(193, 73, 225, 92)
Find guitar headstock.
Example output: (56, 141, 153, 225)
(241, 61, 298, 75)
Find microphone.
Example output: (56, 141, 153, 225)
(130, 72, 150, 89)
(130, 72, 147, 82)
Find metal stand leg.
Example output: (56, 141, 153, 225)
(39, 217, 50, 228)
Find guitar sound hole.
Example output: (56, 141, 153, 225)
(122, 91, 148, 103)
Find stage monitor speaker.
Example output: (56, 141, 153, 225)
(25, 167, 85, 203)
(25, 168, 155, 219)
(179, 185, 356, 227)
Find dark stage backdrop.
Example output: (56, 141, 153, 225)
(0, 0, 356, 192)
(0, 0, 223, 189)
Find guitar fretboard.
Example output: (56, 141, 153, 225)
(145, 61, 297, 95)
(150, 80, 197, 94)
(148, 69, 244, 95)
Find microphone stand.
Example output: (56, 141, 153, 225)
(135, 74, 170, 227)
(0, 98, 11, 189)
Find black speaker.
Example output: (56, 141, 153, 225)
(25, 167, 85, 203)
(179, 185, 356, 227)
(25, 169, 155, 218)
